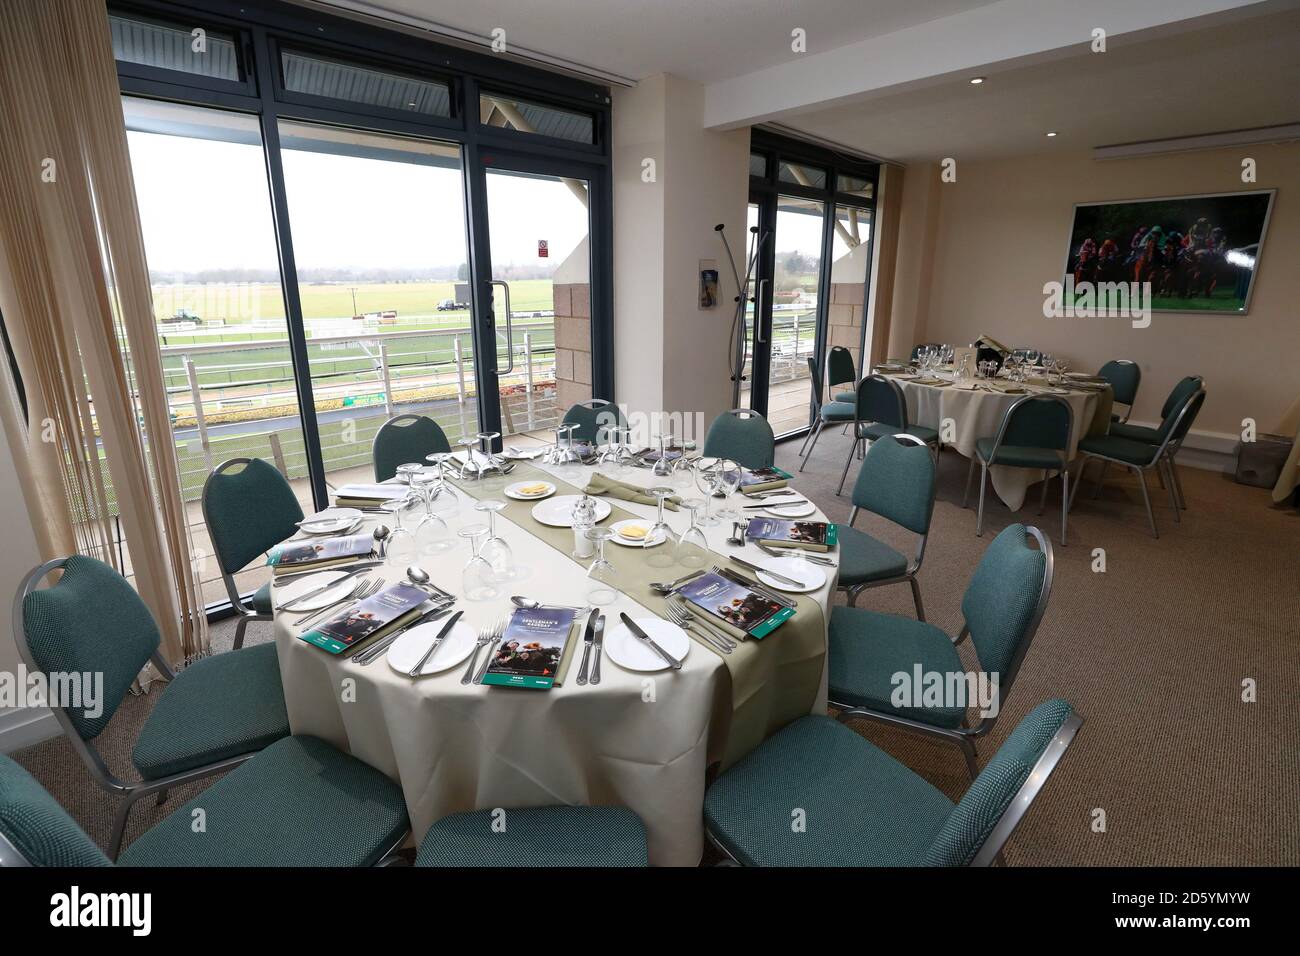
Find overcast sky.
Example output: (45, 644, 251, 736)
(127, 127, 588, 275)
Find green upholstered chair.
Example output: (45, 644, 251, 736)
(963, 394, 1074, 544)
(798, 356, 855, 465)
(704, 698, 1081, 866)
(827, 345, 858, 404)
(839, 434, 937, 619)
(1106, 375, 1203, 514)
(202, 457, 304, 649)
(13, 555, 290, 860)
(702, 408, 775, 470)
(562, 399, 627, 445)
(0, 736, 408, 867)
(1071, 385, 1206, 538)
(1098, 359, 1141, 423)
(415, 806, 648, 867)
(833, 374, 939, 494)
(373, 413, 451, 482)
(828, 523, 1053, 777)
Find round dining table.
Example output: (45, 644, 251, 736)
(882, 370, 1115, 510)
(271, 455, 835, 866)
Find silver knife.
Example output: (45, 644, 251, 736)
(408, 610, 464, 677)
(729, 555, 803, 587)
(278, 566, 376, 611)
(589, 613, 605, 685)
(575, 608, 598, 686)
(619, 612, 682, 670)
(274, 560, 381, 582)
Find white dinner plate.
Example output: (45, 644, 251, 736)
(273, 569, 354, 611)
(603, 618, 691, 673)
(756, 556, 827, 594)
(763, 500, 816, 518)
(297, 508, 363, 535)
(505, 480, 556, 501)
(385, 618, 479, 676)
(531, 494, 613, 527)
(608, 518, 667, 547)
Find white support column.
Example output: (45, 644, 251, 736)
(377, 341, 395, 417)
(184, 356, 212, 473)
(524, 332, 535, 430)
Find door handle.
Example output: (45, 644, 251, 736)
(489, 279, 515, 375)
(756, 278, 770, 345)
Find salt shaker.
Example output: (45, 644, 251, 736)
(571, 494, 597, 559)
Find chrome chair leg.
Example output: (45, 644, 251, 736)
(233, 613, 252, 650)
(1091, 459, 1109, 499)
(798, 417, 817, 458)
(975, 462, 988, 536)
(798, 421, 824, 472)
(1133, 465, 1158, 539)
(1068, 457, 1088, 513)
(1038, 470, 1049, 515)
(958, 736, 980, 780)
(1170, 457, 1187, 510)
(1060, 468, 1069, 546)
(1156, 463, 1166, 489)
(836, 437, 860, 495)
(1162, 458, 1180, 523)
(908, 576, 926, 622)
(962, 456, 976, 508)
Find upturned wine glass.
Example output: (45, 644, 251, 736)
(585, 527, 618, 605)
(674, 498, 709, 569)
(645, 486, 677, 569)
(694, 458, 723, 527)
(475, 499, 514, 579)
(459, 524, 498, 601)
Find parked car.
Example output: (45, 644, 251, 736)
(437, 298, 467, 311)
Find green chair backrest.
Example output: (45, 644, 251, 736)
(0, 754, 112, 866)
(922, 699, 1075, 866)
(702, 410, 775, 470)
(203, 458, 304, 576)
(999, 396, 1071, 452)
(373, 414, 451, 482)
(856, 375, 906, 429)
(1098, 360, 1141, 407)
(961, 524, 1049, 680)
(1156, 376, 1204, 443)
(851, 435, 936, 535)
(827, 346, 856, 389)
(1166, 389, 1206, 446)
(20, 556, 160, 741)
(806, 356, 825, 407)
(562, 400, 627, 444)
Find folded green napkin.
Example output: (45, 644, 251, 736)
(583, 472, 681, 510)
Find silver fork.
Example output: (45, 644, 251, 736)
(295, 577, 385, 628)
(461, 621, 498, 685)
(757, 542, 835, 566)
(664, 600, 734, 655)
(472, 617, 506, 684)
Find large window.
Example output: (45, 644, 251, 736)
(111, 0, 613, 612)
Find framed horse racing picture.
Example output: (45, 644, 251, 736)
(1064, 189, 1275, 314)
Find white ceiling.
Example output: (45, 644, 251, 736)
(786, 5, 1300, 161)
(314, 0, 1003, 83)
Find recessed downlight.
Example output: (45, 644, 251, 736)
(969, 76, 985, 85)
(1046, 131, 1059, 137)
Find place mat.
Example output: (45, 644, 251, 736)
(450, 462, 827, 768)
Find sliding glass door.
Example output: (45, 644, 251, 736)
(277, 122, 479, 485)
(481, 164, 593, 441)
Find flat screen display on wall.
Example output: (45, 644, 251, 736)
(1064, 189, 1275, 314)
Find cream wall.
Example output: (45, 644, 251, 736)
(612, 74, 749, 437)
(905, 143, 1299, 438)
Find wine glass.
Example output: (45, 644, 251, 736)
(458, 438, 482, 480)
(382, 493, 420, 565)
(716, 458, 743, 521)
(585, 527, 618, 605)
(694, 458, 722, 527)
(674, 498, 709, 569)
(396, 462, 424, 489)
(669, 454, 695, 493)
(476, 431, 502, 471)
(410, 473, 452, 554)
(459, 524, 498, 601)
(557, 423, 583, 481)
(475, 499, 514, 579)
(652, 432, 677, 480)
(645, 486, 677, 569)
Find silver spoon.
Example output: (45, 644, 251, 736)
(649, 568, 707, 594)
(510, 595, 587, 612)
(372, 525, 391, 557)
(407, 566, 430, 586)
(727, 522, 745, 546)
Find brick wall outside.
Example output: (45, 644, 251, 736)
(552, 281, 593, 412)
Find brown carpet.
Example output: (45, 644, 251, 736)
(10, 433, 1300, 865)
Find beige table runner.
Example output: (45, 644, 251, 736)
(450, 462, 827, 768)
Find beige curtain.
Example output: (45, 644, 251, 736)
(0, 0, 208, 662)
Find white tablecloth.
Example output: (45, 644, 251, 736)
(894, 377, 1112, 510)
(272, 460, 833, 866)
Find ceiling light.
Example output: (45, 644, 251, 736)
(1046, 131, 1058, 137)
(969, 77, 985, 85)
